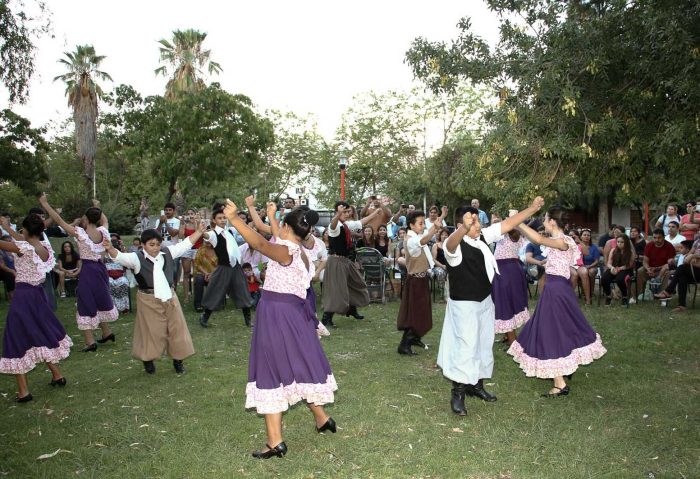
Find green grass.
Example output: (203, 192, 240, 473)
(0, 290, 698, 478)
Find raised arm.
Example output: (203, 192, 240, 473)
(330, 207, 344, 230)
(224, 199, 293, 265)
(245, 196, 272, 235)
(39, 193, 77, 236)
(0, 240, 20, 254)
(445, 215, 473, 254)
(517, 222, 569, 251)
(359, 207, 381, 226)
(0, 217, 24, 242)
(499, 197, 545, 235)
(92, 199, 109, 231)
(266, 202, 280, 238)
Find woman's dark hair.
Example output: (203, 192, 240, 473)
(612, 234, 633, 267)
(28, 207, 44, 216)
(285, 207, 319, 239)
(546, 207, 569, 229)
(407, 211, 425, 226)
(21, 213, 45, 238)
(85, 207, 102, 225)
(438, 227, 451, 240)
(59, 241, 78, 263)
(141, 228, 163, 244)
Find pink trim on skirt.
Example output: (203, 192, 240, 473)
(245, 374, 338, 414)
(494, 308, 530, 333)
(507, 333, 607, 378)
(0, 335, 73, 374)
(76, 307, 119, 330)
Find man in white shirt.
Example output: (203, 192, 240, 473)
(199, 205, 254, 328)
(654, 204, 682, 236)
(155, 202, 182, 284)
(664, 221, 684, 249)
(321, 201, 381, 328)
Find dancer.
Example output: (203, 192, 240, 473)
(198, 204, 253, 328)
(321, 201, 381, 328)
(437, 197, 545, 416)
(0, 214, 72, 402)
(396, 209, 445, 355)
(508, 207, 607, 397)
(104, 225, 204, 374)
(223, 199, 337, 459)
(40, 194, 118, 351)
(492, 227, 530, 345)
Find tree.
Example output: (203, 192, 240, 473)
(53, 44, 112, 195)
(136, 83, 274, 202)
(0, 0, 51, 104)
(406, 1, 700, 216)
(154, 29, 222, 100)
(0, 109, 47, 193)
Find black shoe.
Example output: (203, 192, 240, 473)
(243, 308, 252, 327)
(621, 297, 629, 306)
(252, 442, 287, 459)
(542, 385, 570, 398)
(411, 337, 426, 349)
(96, 333, 115, 344)
(16, 393, 33, 403)
(143, 361, 156, 374)
(465, 379, 497, 402)
(81, 343, 97, 352)
(49, 377, 67, 387)
(173, 359, 185, 374)
(450, 382, 467, 416)
(199, 314, 208, 328)
(346, 306, 364, 320)
(316, 417, 337, 434)
(321, 312, 336, 329)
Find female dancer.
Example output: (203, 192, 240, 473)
(601, 234, 636, 306)
(508, 207, 607, 397)
(40, 194, 118, 351)
(492, 228, 529, 345)
(224, 199, 336, 459)
(0, 214, 72, 402)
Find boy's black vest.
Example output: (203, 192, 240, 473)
(134, 248, 176, 290)
(213, 230, 232, 267)
(446, 236, 491, 303)
(328, 224, 353, 257)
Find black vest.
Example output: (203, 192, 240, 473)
(328, 224, 353, 257)
(134, 248, 176, 290)
(446, 237, 491, 302)
(213, 231, 231, 266)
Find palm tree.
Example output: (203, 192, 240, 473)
(154, 29, 222, 99)
(53, 44, 112, 196)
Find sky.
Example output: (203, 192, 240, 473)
(5, 0, 500, 140)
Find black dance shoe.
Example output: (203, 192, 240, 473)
(450, 382, 468, 416)
(143, 360, 156, 374)
(199, 314, 209, 328)
(96, 333, 115, 344)
(173, 360, 185, 374)
(81, 343, 97, 352)
(346, 306, 364, 320)
(321, 312, 336, 329)
(542, 385, 570, 398)
(16, 393, 33, 403)
(411, 337, 426, 349)
(252, 442, 287, 459)
(316, 417, 337, 434)
(465, 379, 497, 402)
(49, 377, 67, 387)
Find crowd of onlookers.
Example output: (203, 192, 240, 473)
(1, 197, 698, 312)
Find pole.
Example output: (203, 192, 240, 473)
(644, 202, 649, 237)
(340, 167, 346, 201)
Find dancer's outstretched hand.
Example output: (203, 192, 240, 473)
(245, 195, 256, 208)
(531, 196, 545, 211)
(38, 192, 48, 206)
(266, 201, 277, 219)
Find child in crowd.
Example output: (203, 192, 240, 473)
(242, 262, 262, 308)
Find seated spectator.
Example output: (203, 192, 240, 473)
(630, 226, 646, 268)
(56, 240, 81, 298)
(654, 239, 699, 312)
(679, 201, 699, 241)
(665, 221, 684, 248)
(598, 224, 616, 248)
(602, 234, 637, 306)
(654, 204, 682, 235)
(603, 225, 625, 265)
(192, 241, 218, 312)
(129, 237, 142, 253)
(636, 228, 677, 295)
(356, 225, 377, 249)
(0, 234, 16, 301)
(394, 227, 408, 273)
(375, 224, 392, 260)
(242, 262, 262, 309)
(525, 226, 548, 292)
(105, 252, 130, 313)
(576, 228, 600, 305)
(430, 227, 450, 284)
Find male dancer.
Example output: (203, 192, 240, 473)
(199, 204, 254, 327)
(321, 201, 380, 328)
(437, 197, 544, 416)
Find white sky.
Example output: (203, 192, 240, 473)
(4, 0, 500, 139)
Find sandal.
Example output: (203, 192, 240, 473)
(654, 291, 673, 300)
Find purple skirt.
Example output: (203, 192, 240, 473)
(306, 286, 320, 328)
(508, 275, 606, 378)
(493, 258, 530, 333)
(0, 283, 72, 374)
(76, 260, 118, 330)
(245, 290, 337, 414)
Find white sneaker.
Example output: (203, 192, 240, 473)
(60, 292, 66, 298)
(627, 298, 636, 305)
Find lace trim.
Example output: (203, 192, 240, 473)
(75, 226, 108, 255)
(12, 239, 56, 275)
(0, 336, 73, 374)
(76, 307, 119, 330)
(245, 374, 338, 414)
(507, 334, 607, 379)
(494, 308, 530, 333)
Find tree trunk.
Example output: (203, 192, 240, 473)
(597, 195, 609, 236)
(166, 177, 177, 202)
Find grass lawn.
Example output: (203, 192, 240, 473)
(0, 288, 698, 478)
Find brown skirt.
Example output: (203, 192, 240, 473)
(322, 255, 370, 314)
(397, 275, 432, 337)
(132, 290, 195, 361)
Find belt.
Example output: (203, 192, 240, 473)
(408, 272, 428, 278)
(138, 288, 155, 294)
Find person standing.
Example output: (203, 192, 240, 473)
(492, 228, 530, 345)
(508, 207, 607, 397)
(437, 198, 544, 416)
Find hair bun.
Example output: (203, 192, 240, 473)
(305, 210, 320, 227)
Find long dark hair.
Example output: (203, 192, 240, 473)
(611, 234, 633, 267)
(59, 241, 79, 263)
(284, 207, 319, 239)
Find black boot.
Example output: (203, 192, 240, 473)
(397, 330, 417, 355)
(243, 307, 252, 327)
(450, 382, 468, 416)
(143, 361, 156, 374)
(346, 306, 364, 320)
(465, 379, 497, 402)
(173, 359, 185, 374)
(411, 336, 426, 349)
(321, 312, 336, 329)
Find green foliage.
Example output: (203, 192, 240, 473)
(407, 0, 700, 208)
